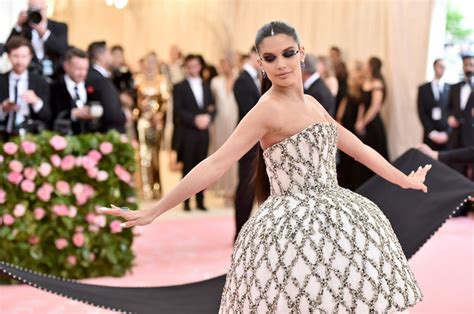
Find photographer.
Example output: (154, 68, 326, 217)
(0, 37, 51, 141)
(8, 0, 68, 80)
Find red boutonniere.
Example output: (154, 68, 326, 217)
(86, 86, 95, 94)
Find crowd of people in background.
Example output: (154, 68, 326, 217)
(1, 0, 472, 236)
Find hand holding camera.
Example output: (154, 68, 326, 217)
(1, 99, 18, 113)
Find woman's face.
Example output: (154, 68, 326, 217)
(257, 34, 305, 88)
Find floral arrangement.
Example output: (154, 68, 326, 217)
(0, 131, 137, 282)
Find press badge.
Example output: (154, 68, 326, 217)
(431, 107, 442, 121)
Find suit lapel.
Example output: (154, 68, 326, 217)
(184, 80, 200, 110)
(0, 73, 9, 102)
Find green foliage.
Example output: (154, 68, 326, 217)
(446, 3, 472, 41)
(0, 131, 137, 284)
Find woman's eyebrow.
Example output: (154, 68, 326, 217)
(282, 46, 296, 52)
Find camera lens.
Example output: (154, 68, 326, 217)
(27, 10, 42, 24)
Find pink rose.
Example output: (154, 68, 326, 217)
(96, 170, 109, 182)
(23, 167, 37, 180)
(37, 183, 53, 202)
(3, 214, 15, 225)
(85, 213, 96, 224)
(13, 204, 26, 217)
(21, 140, 37, 155)
(67, 255, 77, 266)
(75, 156, 83, 167)
(0, 155, 4, 163)
(99, 142, 113, 155)
(72, 232, 85, 247)
(56, 181, 70, 195)
(34, 207, 46, 220)
(87, 150, 102, 162)
(89, 253, 96, 262)
(68, 206, 77, 218)
(61, 155, 75, 171)
(81, 156, 98, 170)
(88, 225, 100, 233)
(55, 238, 68, 250)
(0, 188, 6, 204)
(7, 172, 23, 185)
(73, 183, 95, 206)
(75, 226, 84, 233)
(127, 196, 136, 203)
(20, 180, 35, 193)
(49, 135, 68, 151)
(3, 142, 18, 155)
(114, 165, 132, 184)
(87, 167, 99, 179)
(38, 162, 52, 177)
(9, 160, 24, 173)
(50, 154, 62, 167)
(120, 135, 129, 143)
(52, 204, 69, 216)
(28, 236, 40, 245)
(110, 220, 123, 233)
(94, 215, 106, 228)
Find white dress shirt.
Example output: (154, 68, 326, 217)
(304, 72, 321, 90)
(243, 63, 260, 91)
(460, 79, 472, 111)
(4, 71, 43, 126)
(93, 64, 110, 78)
(14, 22, 51, 60)
(187, 76, 204, 109)
(64, 75, 87, 108)
(431, 78, 445, 102)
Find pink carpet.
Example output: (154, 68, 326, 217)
(0, 215, 472, 313)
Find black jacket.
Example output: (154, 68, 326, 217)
(439, 146, 474, 165)
(85, 67, 126, 133)
(0, 71, 51, 130)
(233, 71, 260, 122)
(304, 77, 336, 117)
(448, 81, 473, 147)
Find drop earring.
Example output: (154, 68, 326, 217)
(261, 69, 266, 78)
(300, 61, 305, 69)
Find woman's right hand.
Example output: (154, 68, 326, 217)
(401, 164, 432, 193)
(98, 205, 161, 228)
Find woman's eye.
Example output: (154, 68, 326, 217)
(283, 50, 298, 58)
(263, 56, 276, 62)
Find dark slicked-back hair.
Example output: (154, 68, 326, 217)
(87, 41, 106, 63)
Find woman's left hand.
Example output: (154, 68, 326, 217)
(98, 205, 160, 228)
(402, 164, 432, 193)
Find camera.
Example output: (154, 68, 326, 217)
(27, 9, 42, 25)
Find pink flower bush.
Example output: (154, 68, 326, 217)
(3, 214, 15, 225)
(87, 150, 102, 162)
(49, 135, 68, 151)
(24, 167, 37, 180)
(3, 142, 18, 155)
(85, 213, 96, 224)
(56, 181, 70, 195)
(73, 232, 85, 247)
(61, 155, 76, 171)
(114, 165, 132, 184)
(94, 215, 106, 228)
(13, 204, 26, 217)
(110, 220, 123, 233)
(0, 188, 6, 204)
(55, 238, 68, 250)
(81, 156, 98, 170)
(67, 255, 77, 266)
(21, 140, 37, 155)
(0, 155, 4, 163)
(9, 160, 24, 173)
(68, 206, 77, 218)
(73, 183, 95, 205)
(96, 170, 109, 181)
(20, 179, 35, 193)
(87, 167, 99, 179)
(37, 183, 54, 202)
(99, 142, 113, 155)
(52, 204, 69, 216)
(50, 154, 62, 167)
(28, 235, 40, 245)
(38, 162, 52, 177)
(7, 172, 23, 185)
(34, 207, 46, 220)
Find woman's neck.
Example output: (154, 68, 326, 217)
(271, 83, 305, 102)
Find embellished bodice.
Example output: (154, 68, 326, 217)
(263, 123, 339, 196)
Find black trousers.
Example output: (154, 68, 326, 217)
(234, 145, 258, 240)
(181, 128, 209, 207)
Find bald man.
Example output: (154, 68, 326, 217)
(8, 0, 68, 80)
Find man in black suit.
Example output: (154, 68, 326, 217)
(302, 54, 336, 117)
(50, 47, 103, 134)
(86, 41, 126, 134)
(8, 0, 68, 80)
(233, 47, 261, 240)
(417, 58, 451, 150)
(0, 37, 50, 141)
(173, 54, 216, 211)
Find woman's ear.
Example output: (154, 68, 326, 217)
(300, 46, 306, 62)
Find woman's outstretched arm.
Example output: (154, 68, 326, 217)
(307, 96, 431, 192)
(100, 100, 273, 227)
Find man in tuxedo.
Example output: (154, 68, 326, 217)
(8, 0, 68, 80)
(417, 58, 451, 150)
(302, 54, 335, 117)
(50, 47, 102, 134)
(0, 37, 50, 141)
(86, 41, 126, 134)
(233, 47, 261, 240)
(173, 54, 216, 211)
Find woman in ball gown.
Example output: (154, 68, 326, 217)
(102, 21, 429, 313)
(355, 56, 390, 185)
